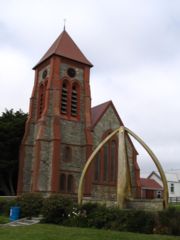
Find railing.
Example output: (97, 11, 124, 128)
(169, 197, 180, 203)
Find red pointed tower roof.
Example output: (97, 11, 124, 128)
(33, 30, 93, 69)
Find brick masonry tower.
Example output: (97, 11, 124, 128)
(18, 29, 141, 202)
(17, 30, 93, 195)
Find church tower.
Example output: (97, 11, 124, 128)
(17, 30, 93, 195)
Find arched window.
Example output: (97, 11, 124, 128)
(103, 143, 109, 182)
(67, 175, 74, 193)
(38, 84, 45, 118)
(60, 173, 66, 192)
(61, 81, 68, 115)
(71, 84, 78, 117)
(94, 130, 117, 184)
(94, 152, 101, 181)
(110, 140, 116, 182)
(63, 146, 72, 162)
(61, 80, 80, 119)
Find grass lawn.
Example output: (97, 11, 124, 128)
(170, 204, 180, 210)
(0, 224, 179, 240)
(0, 215, 9, 224)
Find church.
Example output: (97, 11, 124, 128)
(17, 29, 141, 202)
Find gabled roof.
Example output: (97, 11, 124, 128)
(91, 100, 124, 128)
(148, 170, 180, 182)
(140, 178, 163, 190)
(148, 171, 161, 180)
(33, 30, 93, 69)
(91, 100, 138, 155)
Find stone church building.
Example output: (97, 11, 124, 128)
(17, 30, 141, 201)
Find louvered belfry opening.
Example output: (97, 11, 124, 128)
(61, 81, 68, 115)
(71, 84, 78, 117)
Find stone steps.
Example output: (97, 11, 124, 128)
(2, 217, 41, 227)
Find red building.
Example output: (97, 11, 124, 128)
(140, 178, 163, 199)
(17, 29, 141, 201)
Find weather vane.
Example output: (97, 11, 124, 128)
(63, 19, 66, 31)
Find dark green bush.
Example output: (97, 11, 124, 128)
(0, 198, 7, 215)
(42, 194, 74, 224)
(157, 207, 180, 235)
(48, 201, 156, 234)
(74, 204, 155, 234)
(68, 203, 156, 234)
(126, 210, 156, 234)
(84, 204, 109, 228)
(104, 208, 131, 231)
(17, 192, 43, 218)
(0, 197, 17, 216)
(71, 203, 116, 229)
(1, 194, 180, 236)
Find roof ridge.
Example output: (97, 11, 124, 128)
(91, 100, 112, 109)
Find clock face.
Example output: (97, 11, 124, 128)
(42, 69, 47, 79)
(67, 68, 76, 78)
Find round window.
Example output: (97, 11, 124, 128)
(67, 68, 76, 78)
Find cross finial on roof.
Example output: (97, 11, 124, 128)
(63, 19, 66, 31)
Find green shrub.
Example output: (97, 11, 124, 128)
(17, 193, 43, 218)
(0, 198, 7, 215)
(0, 197, 17, 216)
(157, 207, 180, 235)
(42, 194, 74, 224)
(85, 204, 109, 228)
(70, 203, 155, 234)
(80, 202, 100, 215)
(72, 203, 114, 229)
(62, 202, 156, 234)
(40, 199, 180, 236)
(126, 210, 156, 234)
(104, 208, 131, 231)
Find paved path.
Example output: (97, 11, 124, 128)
(2, 217, 41, 227)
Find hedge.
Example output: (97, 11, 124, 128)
(0, 194, 180, 236)
(16, 193, 43, 218)
(41, 194, 74, 224)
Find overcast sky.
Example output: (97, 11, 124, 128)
(0, 0, 180, 175)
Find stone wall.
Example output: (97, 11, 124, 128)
(126, 199, 164, 210)
(38, 141, 53, 191)
(93, 106, 120, 147)
(23, 145, 34, 192)
(91, 184, 116, 201)
(61, 120, 86, 145)
(60, 144, 86, 170)
(91, 105, 120, 201)
(91, 105, 139, 201)
(59, 63, 88, 193)
(83, 198, 164, 210)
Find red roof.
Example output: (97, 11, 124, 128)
(91, 101, 138, 155)
(91, 101, 111, 127)
(34, 30, 93, 68)
(91, 101, 123, 128)
(140, 178, 163, 190)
